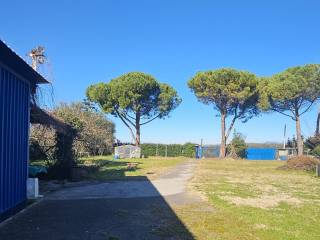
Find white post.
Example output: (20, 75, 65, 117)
(27, 178, 39, 199)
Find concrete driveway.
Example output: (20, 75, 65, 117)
(0, 160, 199, 240)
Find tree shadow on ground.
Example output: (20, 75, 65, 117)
(85, 159, 149, 181)
(0, 175, 195, 240)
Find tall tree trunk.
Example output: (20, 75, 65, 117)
(295, 114, 303, 156)
(115, 109, 136, 143)
(220, 111, 226, 158)
(135, 111, 141, 146)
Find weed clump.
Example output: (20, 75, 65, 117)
(286, 156, 320, 171)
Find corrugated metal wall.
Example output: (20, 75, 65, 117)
(0, 65, 30, 216)
(246, 148, 276, 160)
(202, 146, 220, 158)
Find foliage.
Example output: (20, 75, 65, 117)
(86, 72, 181, 146)
(49, 130, 77, 179)
(286, 156, 320, 171)
(312, 145, 320, 157)
(140, 143, 196, 158)
(259, 64, 320, 155)
(286, 136, 297, 148)
(259, 64, 320, 112)
(305, 135, 320, 151)
(29, 139, 47, 160)
(53, 102, 115, 156)
(188, 68, 259, 157)
(227, 131, 247, 158)
(30, 102, 115, 179)
(30, 124, 57, 164)
(30, 124, 76, 179)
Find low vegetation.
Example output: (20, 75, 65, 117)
(173, 159, 320, 240)
(30, 102, 115, 179)
(141, 143, 196, 158)
(286, 155, 320, 171)
(313, 145, 320, 157)
(227, 131, 247, 158)
(30, 102, 115, 160)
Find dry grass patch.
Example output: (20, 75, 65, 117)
(220, 193, 302, 209)
(191, 159, 320, 208)
(180, 158, 320, 240)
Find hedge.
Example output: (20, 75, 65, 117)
(141, 143, 196, 158)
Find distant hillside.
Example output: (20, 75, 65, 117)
(247, 142, 282, 148)
(204, 142, 282, 149)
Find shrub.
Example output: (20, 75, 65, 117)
(53, 102, 115, 156)
(30, 102, 115, 179)
(306, 136, 320, 148)
(286, 156, 320, 171)
(312, 145, 320, 157)
(227, 131, 247, 158)
(30, 102, 115, 161)
(141, 143, 196, 158)
(30, 124, 57, 163)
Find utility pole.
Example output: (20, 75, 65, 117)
(283, 124, 286, 149)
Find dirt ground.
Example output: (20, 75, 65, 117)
(0, 160, 200, 240)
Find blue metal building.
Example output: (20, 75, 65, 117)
(0, 40, 48, 219)
(246, 148, 277, 160)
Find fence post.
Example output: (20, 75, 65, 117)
(165, 145, 168, 158)
(316, 164, 320, 177)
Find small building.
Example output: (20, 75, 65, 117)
(0, 40, 48, 220)
(277, 148, 297, 160)
(114, 145, 141, 159)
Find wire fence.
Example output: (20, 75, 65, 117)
(140, 143, 196, 158)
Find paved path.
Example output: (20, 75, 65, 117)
(47, 159, 201, 204)
(0, 159, 200, 240)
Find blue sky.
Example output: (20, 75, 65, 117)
(1, 0, 320, 144)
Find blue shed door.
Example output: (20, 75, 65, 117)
(0, 66, 30, 216)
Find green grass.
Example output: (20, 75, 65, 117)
(174, 159, 320, 240)
(29, 159, 51, 167)
(79, 155, 189, 181)
(30, 155, 189, 181)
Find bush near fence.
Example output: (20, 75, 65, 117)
(141, 143, 196, 158)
